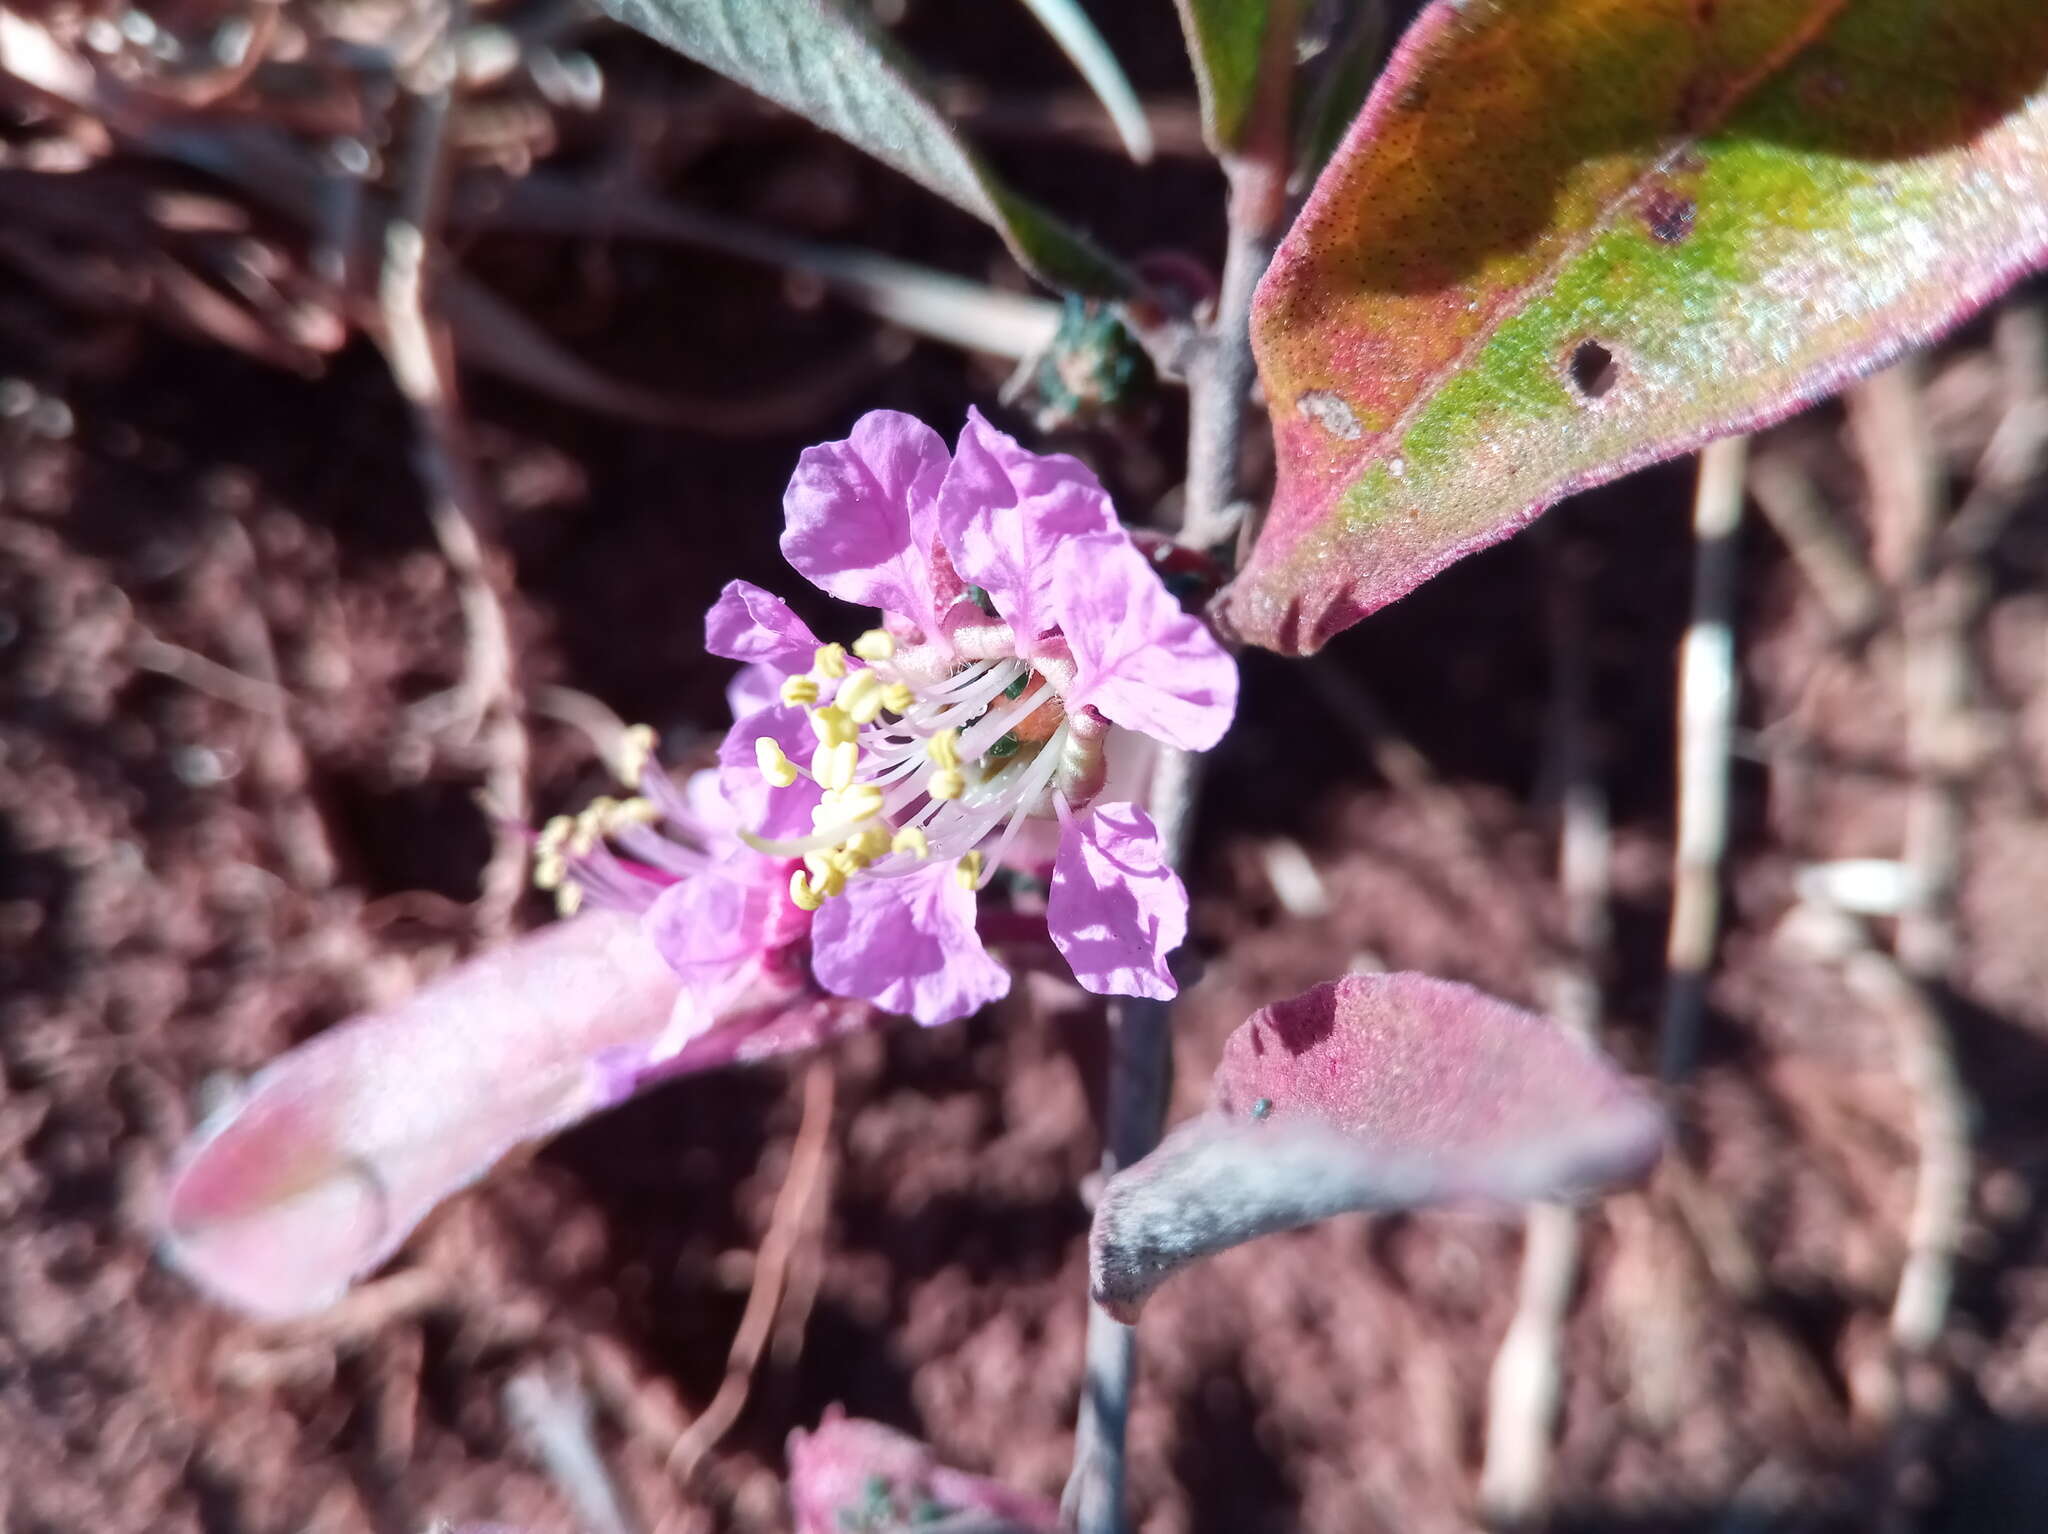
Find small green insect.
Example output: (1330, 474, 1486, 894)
(1251, 1097, 1273, 1120)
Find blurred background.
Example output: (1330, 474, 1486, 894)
(5, 0, 2048, 1529)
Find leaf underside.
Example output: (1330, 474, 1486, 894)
(595, 0, 1131, 295)
(1223, 0, 2048, 654)
(1089, 975, 1663, 1320)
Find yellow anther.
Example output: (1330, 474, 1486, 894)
(532, 852, 565, 891)
(789, 870, 825, 911)
(537, 814, 574, 854)
(812, 643, 848, 680)
(929, 768, 965, 801)
(891, 825, 929, 858)
(836, 783, 886, 821)
(809, 706, 857, 747)
(837, 669, 885, 725)
(811, 740, 859, 792)
(756, 736, 800, 788)
(816, 861, 847, 897)
(614, 796, 659, 827)
(852, 628, 896, 662)
(927, 727, 960, 770)
(779, 674, 820, 707)
(570, 798, 614, 856)
(847, 825, 893, 863)
(615, 722, 658, 787)
(955, 850, 984, 891)
(556, 882, 585, 917)
(827, 848, 864, 882)
(882, 681, 915, 715)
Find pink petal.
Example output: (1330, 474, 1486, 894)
(1047, 801, 1184, 999)
(1089, 974, 1665, 1320)
(718, 704, 822, 842)
(724, 662, 782, 719)
(780, 411, 953, 644)
(161, 913, 682, 1319)
(1055, 531, 1238, 751)
(703, 579, 821, 668)
(811, 863, 1010, 1026)
(938, 407, 1116, 656)
(644, 851, 806, 997)
(788, 1408, 1060, 1534)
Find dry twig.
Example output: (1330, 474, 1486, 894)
(1747, 448, 1884, 641)
(376, 0, 531, 942)
(1850, 359, 1976, 1359)
(1658, 433, 1749, 1082)
(507, 1363, 643, 1534)
(1480, 539, 1608, 1525)
(666, 1059, 837, 1484)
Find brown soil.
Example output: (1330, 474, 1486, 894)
(6, 6, 2048, 1533)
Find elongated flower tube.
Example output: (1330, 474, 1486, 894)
(707, 408, 1238, 1026)
(162, 739, 876, 1319)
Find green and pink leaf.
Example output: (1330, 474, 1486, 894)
(1223, 0, 2048, 653)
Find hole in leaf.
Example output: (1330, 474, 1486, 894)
(1569, 340, 1618, 399)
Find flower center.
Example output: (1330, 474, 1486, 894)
(745, 631, 1096, 910)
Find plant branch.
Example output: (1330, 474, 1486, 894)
(1658, 433, 1748, 1083)
(1850, 359, 1976, 1360)
(377, 0, 530, 943)
(1063, 746, 1194, 1534)
(1480, 536, 1608, 1525)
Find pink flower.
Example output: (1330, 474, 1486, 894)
(787, 1408, 1060, 1534)
(162, 734, 876, 1319)
(706, 409, 1237, 1026)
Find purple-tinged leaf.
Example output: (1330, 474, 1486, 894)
(787, 1408, 1060, 1534)
(1223, 0, 2048, 653)
(1090, 974, 1663, 1321)
(161, 913, 682, 1320)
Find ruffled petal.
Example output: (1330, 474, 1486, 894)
(780, 411, 953, 644)
(724, 662, 784, 719)
(810, 863, 1010, 1026)
(718, 705, 822, 841)
(704, 579, 821, 668)
(644, 851, 805, 997)
(938, 407, 1116, 656)
(160, 912, 682, 1319)
(1056, 531, 1238, 751)
(1047, 801, 1185, 999)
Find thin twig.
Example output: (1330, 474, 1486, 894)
(1747, 448, 1884, 641)
(506, 1363, 643, 1534)
(1850, 360, 1976, 1358)
(211, 518, 338, 891)
(666, 1060, 836, 1484)
(1479, 536, 1608, 1525)
(454, 174, 1062, 364)
(376, 0, 530, 942)
(1063, 747, 1193, 1534)
(1658, 434, 1749, 1082)
(131, 632, 290, 716)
